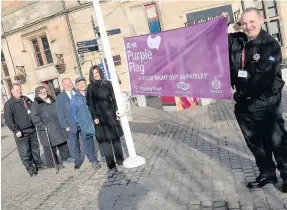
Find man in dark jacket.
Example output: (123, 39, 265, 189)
(223, 8, 287, 191)
(70, 77, 101, 169)
(56, 78, 82, 169)
(4, 83, 46, 177)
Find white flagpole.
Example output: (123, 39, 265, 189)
(92, 0, 146, 168)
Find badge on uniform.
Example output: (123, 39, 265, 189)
(269, 56, 275, 62)
(238, 69, 248, 78)
(27, 109, 31, 114)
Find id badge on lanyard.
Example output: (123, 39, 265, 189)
(238, 47, 248, 78)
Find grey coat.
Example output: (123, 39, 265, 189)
(31, 96, 68, 147)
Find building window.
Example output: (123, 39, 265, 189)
(1, 51, 10, 77)
(262, 22, 268, 33)
(1, 51, 12, 100)
(31, 35, 53, 67)
(255, 0, 266, 18)
(254, 0, 282, 46)
(270, 20, 281, 44)
(144, 3, 161, 33)
(1, 51, 5, 62)
(266, 0, 277, 18)
(1, 81, 8, 103)
(1, 79, 12, 101)
(6, 79, 12, 91)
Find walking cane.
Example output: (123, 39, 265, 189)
(45, 127, 59, 174)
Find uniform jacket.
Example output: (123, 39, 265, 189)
(70, 90, 95, 136)
(4, 96, 35, 136)
(229, 29, 285, 102)
(31, 96, 68, 147)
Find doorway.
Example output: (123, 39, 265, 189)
(41, 78, 61, 98)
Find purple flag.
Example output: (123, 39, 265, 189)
(124, 17, 231, 99)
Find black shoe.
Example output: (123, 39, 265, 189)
(255, 173, 276, 182)
(282, 180, 287, 193)
(107, 167, 117, 178)
(74, 161, 83, 169)
(28, 168, 38, 177)
(36, 164, 47, 171)
(255, 175, 262, 182)
(247, 176, 277, 188)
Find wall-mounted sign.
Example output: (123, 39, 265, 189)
(107, 29, 121, 36)
(76, 39, 97, 48)
(77, 46, 99, 54)
(186, 5, 234, 26)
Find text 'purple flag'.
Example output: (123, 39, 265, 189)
(124, 17, 232, 99)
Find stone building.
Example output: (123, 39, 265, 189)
(1, 0, 287, 110)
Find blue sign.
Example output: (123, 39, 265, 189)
(77, 39, 97, 48)
(107, 29, 121, 36)
(77, 45, 99, 54)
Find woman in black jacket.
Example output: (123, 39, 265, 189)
(31, 86, 70, 170)
(86, 65, 124, 174)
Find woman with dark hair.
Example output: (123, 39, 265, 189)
(87, 65, 124, 176)
(31, 86, 70, 171)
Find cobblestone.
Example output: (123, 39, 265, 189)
(1, 89, 287, 209)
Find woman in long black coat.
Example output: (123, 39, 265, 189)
(86, 65, 124, 172)
(31, 86, 70, 169)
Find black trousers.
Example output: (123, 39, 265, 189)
(43, 142, 70, 168)
(102, 139, 124, 169)
(235, 93, 287, 180)
(15, 132, 43, 172)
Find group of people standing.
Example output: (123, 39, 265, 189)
(4, 65, 125, 177)
(3, 6, 287, 194)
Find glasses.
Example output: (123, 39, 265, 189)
(39, 90, 47, 95)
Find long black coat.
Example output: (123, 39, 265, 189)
(86, 80, 123, 142)
(31, 96, 68, 147)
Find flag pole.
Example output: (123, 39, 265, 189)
(92, 0, 146, 168)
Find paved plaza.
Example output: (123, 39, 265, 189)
(2, 88, 287, 210)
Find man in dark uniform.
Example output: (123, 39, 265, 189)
(223, 8, 287, 191)
(4, 83, 46, 177)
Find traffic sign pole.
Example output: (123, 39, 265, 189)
(92, 0, 146, 168)
(91, 16, 109, 80)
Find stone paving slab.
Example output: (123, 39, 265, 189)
(1, 88, 287, 210)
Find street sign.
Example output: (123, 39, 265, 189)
(77, 45, 99, 54)
(186, 5, 234, 25)
(107, 28, 121, 36)
(77, 39, 97, 48)
(95, 27, 121, 37)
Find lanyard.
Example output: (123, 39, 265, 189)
(242, 47, 245, 69)
(23, 99, 28, 109)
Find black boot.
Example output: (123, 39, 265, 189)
(74, 160, 83, 169)
(107, 167, 117, 178)
(247, 175, 277, 188)
(28, 168, 38, 177)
